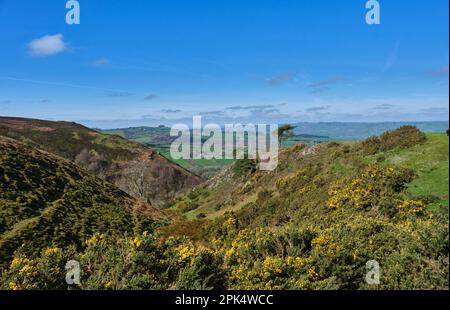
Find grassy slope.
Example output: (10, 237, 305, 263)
(180, 133, 449, 220)
(0, 117, 140, 162)
(366, 133, 449, 208)
(0, 117, 202, 206)
(0, 136, 160, 266)
(157, 128, 449, 289)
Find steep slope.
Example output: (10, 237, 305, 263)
(0, 136, 161, 266)
(162, 127, 449, 289)
(0, 117, 202, 206)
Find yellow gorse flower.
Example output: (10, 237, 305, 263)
(175, 242, 197, 264)
(104, 281, 113, 289)
(44, 247, 60, 256)
(19, 264, 37, 277)
(223, 217, 236, 232)
(286, 256, 305, 270)
(10, 257, 29, 268)
(130, 237, 143, 249)
(85, 233, 104, 247)
(398, 199, 426, 217)
(312, 234, 341, 254)
(308, 267, 319, 281)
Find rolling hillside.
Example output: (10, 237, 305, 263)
(0, 136, 162, 267)
(161, 126, 449, 289)
(0, 117, 202, 206)
(0, 126, 447, 289)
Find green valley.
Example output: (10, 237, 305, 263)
(1, 125, 447, 290)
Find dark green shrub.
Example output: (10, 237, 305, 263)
(232, 159, 257, 176)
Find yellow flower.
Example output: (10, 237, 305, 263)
(263, 257, 284, 275)
(287, 256, 305, 270)
(398, 199, 426, 217)
(175, 243, 196, 264)
(312, 234, 340, 254)
(9, 282, 19, 290)
(130, 237, 143, 249)
(44, 247, 60, 256)
(225, 248, 236, 259)
(308, 267, 319, 281)
(10, 257, 29, 268)
(19, 265, 37, 277)
(85, 233, 104, 247)
(223, 217, 236, 232)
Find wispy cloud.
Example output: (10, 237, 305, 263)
(308, 75, 345, 88)
(432, 66, 449, 77)
(373, 103, 395, 110)
(144, 94, 158, 101)
(93, 58, 111, 67)
(383, 42, 400, 71)
(226, 104, 275, 111)
(265, 73, 294, 86)
(306, 105, 331, 112)
(0, 76, 131, 94)
(160, 109, 181, 114)
(108, 92, 133, 97)
(255, 108, 280, 114)
(200, 110, 226, 116)
(420, 107, 449, 114)
(310, 87, 330, 94)
(28, 34, 67, 57)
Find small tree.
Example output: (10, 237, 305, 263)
(278, 124, 297, 143)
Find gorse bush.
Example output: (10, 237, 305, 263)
(327, 164, 416, 216)
(361, 125, 427, 155)
(0, 232, 226, 290)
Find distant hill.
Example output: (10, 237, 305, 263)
(101, 122, 449, 178)
(102, 126, 175, 147)
(102, 126, 234, 179)
(0, 117, 202, 206)
(0, 136, 162, 267)
(293, 121, 449, 141)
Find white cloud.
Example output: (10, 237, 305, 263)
(28, 34, 67, 57)
(94, 58, 110, 66)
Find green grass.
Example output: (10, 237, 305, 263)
(369, 133, 449, 207)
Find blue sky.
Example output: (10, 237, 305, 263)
(0, 0, 448, 128)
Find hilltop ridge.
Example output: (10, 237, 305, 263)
(0, 117, 202, 206)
